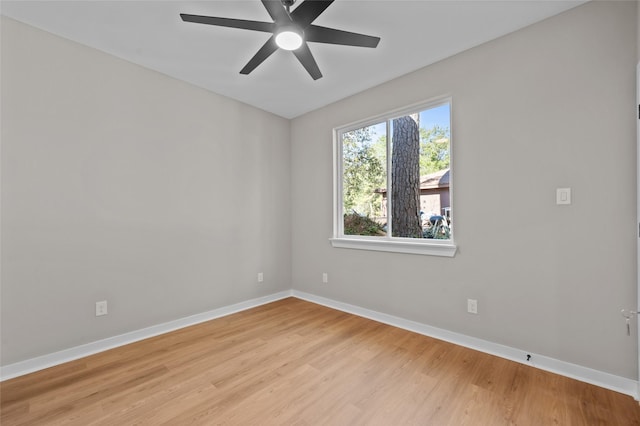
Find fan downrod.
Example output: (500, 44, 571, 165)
(281, 0, 296, 13)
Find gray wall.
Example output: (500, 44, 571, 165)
(1, 17, 292, 365)
(291, 1, 638, 379)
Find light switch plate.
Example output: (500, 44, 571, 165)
(556, 188, 571, 205)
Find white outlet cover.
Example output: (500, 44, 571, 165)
(95, 300, 108, 316)
(467, 299, 478, 314)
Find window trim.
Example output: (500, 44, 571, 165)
(331, 96, 457, 257)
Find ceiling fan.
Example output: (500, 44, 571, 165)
(180, 0, 381, 80)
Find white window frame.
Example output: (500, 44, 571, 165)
(330, 96, 457, 257)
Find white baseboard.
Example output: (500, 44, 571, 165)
(292, 290, 640, 400)
(3, 288, 638, 401)
(0, 290, 293, 381)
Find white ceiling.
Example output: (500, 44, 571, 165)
(1, 0, 586, 119)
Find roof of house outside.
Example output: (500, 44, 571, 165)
(375, 168, 449, 194)
(420, 168, 450, 190)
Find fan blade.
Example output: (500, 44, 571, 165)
(261, 0, 292, 24)
(305, 25, 380, 48)
(293, 43, 322, 80)
(290, 0, 334, 28)
(240, 36, 279, 75)
(180, 14, 275, 33)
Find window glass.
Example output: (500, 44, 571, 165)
(342, 122, 386, 236)
(339, 100, 451, 242)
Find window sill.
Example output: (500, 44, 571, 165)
(329, 237, 457, 257)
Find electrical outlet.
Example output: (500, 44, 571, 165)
(95, 300, 108, 316)
(257, 272, 264, 283)
(322, 273, 328, 283)
(467, 299, 478, 314)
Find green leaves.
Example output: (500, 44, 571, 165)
(342, 127, 385, 217)
(420, 125, 450, 175)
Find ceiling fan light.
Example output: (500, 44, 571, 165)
(275, 30, 303, 50)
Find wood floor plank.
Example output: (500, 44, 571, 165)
(2, 297, 639, 425)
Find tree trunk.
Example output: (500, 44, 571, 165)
(391, 115, 422, 238)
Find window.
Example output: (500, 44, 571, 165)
(331, 98, 456, 257)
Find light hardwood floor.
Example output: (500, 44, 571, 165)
(2, 297, 639, 425)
